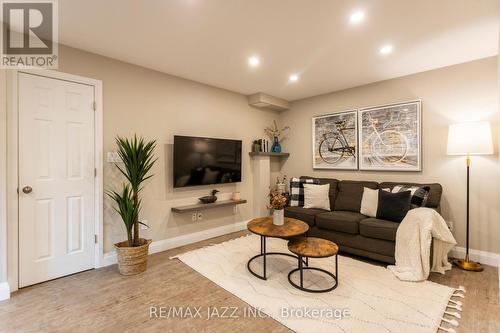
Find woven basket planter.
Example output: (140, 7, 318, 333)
(114, 238, 152, 275)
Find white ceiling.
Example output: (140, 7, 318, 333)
(59, 0, 500, 101)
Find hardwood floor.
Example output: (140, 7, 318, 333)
(0, 231, 498, 333)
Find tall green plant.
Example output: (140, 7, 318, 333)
(107, 185, 139, 247)
(113, 135, 157, 246)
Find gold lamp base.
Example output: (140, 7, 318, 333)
(453, 255, 484, 272)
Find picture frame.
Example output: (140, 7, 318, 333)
(312, 110, 358, 170)
(358, 100, 422, 171)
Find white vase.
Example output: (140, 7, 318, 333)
(273, 209, 284, 226)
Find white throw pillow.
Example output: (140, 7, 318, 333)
(360, 187, 389, 217)
(303, 183, 331, 210)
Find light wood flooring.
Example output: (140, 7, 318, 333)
(0, 231, 498, 333)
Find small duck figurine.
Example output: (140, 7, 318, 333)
(199, 189, 219, 204)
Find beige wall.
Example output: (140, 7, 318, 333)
(0, 69, 7, 282)
(55, 45, 277, 252)
(279, 57, 500, 254)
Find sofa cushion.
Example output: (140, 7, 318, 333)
(289, 177, 320, 207)
(335, 180, 379, 212)
(303, 183, 331, 210)
(307, 227, 396, 264)
(376, 190, 412, 223)
(359, 218, 400, 241)
(360, 187, 390, 217)
(315, 211, 366, 234)
(391, 184, 430, 208)
(379, 182, 442, 209)
(284, 206, 327, 226)
(309, 227, 396, 260)
(301, 176, 339, 210)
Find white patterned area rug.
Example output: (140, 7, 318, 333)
(174, 235, 464, 333)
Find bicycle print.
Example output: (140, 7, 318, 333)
(313, 110, 358, 170)
(359, 101, 421, 171)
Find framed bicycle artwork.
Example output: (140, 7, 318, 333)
(312, 110, 358, 170)
(358, 100, 422, 171)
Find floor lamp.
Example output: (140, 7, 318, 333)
(447, 121, 493, 272)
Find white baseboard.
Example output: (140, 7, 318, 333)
(0, 282, 10, 301)
(449, 246, 500, 267)
(103, 220, 249, 267)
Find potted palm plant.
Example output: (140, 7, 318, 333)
(107, 135, 157, 275)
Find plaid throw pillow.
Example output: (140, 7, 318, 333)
(391, 185, 431, 209)
(289, 177, 320, 207)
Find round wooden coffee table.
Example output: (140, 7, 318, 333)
(287, 237, 339, 293)
(247, 217, 309, 280)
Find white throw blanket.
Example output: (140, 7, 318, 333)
(388, 208, 456, 282)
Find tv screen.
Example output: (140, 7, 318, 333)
(173, 136, 242, 188)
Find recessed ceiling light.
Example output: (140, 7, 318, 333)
(349, 11, 365, 24)
(379, 45, 393, 55)
(289, 74, 299, 82)
(248, 56, 260, 67)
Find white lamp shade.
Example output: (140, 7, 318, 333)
(447, 121, 493, 155)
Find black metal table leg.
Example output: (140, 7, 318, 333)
(335, 254, 338, 284)
(287, 256, 338, 293)
(263, 236, 266, 279)
(299, 255, 303, 288)
(247, 236, 307, 281)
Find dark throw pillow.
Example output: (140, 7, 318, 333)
(391, 184, 431, 208)
(376, 190, 412, 223)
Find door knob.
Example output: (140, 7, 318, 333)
(22, 186, 32, 194)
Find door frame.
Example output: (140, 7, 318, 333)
(6, 69, 103, 292)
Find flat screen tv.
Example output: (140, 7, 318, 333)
(173, 135, 242, 188)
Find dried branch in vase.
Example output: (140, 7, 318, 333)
(264, 120, 290, 140)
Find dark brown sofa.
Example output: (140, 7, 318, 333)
(284, 177, 443, 264)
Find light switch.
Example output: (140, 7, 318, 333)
(107, 152, 121, 163)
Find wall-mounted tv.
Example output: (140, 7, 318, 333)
(173, 135, 242, 188)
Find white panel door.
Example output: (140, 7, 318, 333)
(18, 73, 95, 288)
